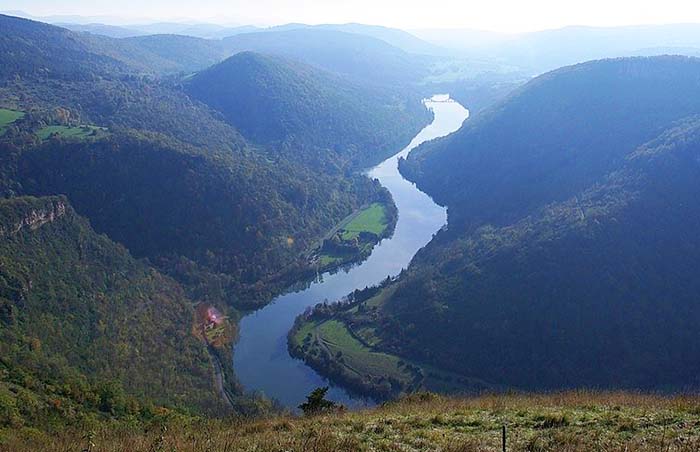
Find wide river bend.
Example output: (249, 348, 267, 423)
(233, 95, 469, 408)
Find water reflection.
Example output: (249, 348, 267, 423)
(232, 96, 469, 409)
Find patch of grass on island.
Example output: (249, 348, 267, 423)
(315, 202, 392, 270)
(340, 203, 389, 240)
(0, 108, 25, 134)
(37, 125, 108, 141)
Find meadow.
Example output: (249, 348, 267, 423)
(36, 125, 108, 141)
(4, 392, 700, 451)
(0, 108, 24, 134)
(316, 202, 394, 270)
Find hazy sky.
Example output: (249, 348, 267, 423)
(4, 0, 700, 32)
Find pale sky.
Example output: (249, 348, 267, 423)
(3, 0, 700, 32)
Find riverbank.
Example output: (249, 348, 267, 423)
(232, 96, 468, 409)
(311, 199, 398, 274)
(288, 284, 494, 401)
(7, 392, 700, 451)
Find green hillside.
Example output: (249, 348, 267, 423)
(0, 14, 392, 310)
(301, 56, 700, 395)
(401, 56, 700, 227)
(0, 196, 225, 429)
(186, 52, 431, 169)
(0, 12, 400, 428)
(15, 131, 385, 308)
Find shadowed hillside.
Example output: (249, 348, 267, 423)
(296, 56, 700, 394)
(186, 52, 431, 168)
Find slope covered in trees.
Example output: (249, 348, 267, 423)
(0, 12, 408, 425)
(0, 196, 224, 428)
(401, 56, 700, 227)
(221, 29, 429, 87)
(0, 14, 394, 309)
(186, 52, 431, 168)
(12, 131, 385, 307)
(308, 56, 700, 393)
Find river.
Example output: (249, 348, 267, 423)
(232, 95, 469, 409)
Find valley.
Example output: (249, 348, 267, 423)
(232, 96, 468, 409)
(2, 6, 700, 450)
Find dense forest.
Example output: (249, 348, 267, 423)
(0, 14, 431, 309)
(0, 13, 433, 426)
(8, 6, 700, 441)
(186, 52, 431, 168)
(0, 196, 224, 428)
(309, 56, 700, 393)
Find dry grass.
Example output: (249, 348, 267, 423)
(3, 391, 700, 451)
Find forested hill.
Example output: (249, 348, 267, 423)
(186, 52, 431, 168)
(323, 56, 700, 392)
(221, 29, 429, 87)
(0, 13, 395, 309)
(0, 14, 228, 75)
(0, 14, 131, 79)
(0, 196, 226, 427)
(401, 56, 700, 228)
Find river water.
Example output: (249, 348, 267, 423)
(232, 95, 469, 409)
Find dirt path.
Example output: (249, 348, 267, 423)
(208, 346, 235, 408)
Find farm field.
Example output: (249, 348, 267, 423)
(0, 108, 24, 134)
(37, 125, 108, 141)
(289, 285, 497, 399)
(340, 203, 389, 240)
(315, 202, 394, 270)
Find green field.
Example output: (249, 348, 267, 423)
(37, 125, 108, 141)
(0, 108, 24, 134)
(318, 252, 346, 268)
(304, 319, 412, 384)
(291, 282, 494, 398)
(315, 202, 392, 271)
(340, 202, 389, 240)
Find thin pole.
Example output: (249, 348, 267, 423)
(502, 425, 506, 452)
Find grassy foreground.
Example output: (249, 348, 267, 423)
(3, 392, 700, 451)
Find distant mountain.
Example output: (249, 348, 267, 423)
(410, 27, 510, 51)
(56, 22, 144, 38)
(50, 18, 440, 53)
(325, 56, 700, 392)
(128, 22, 259, 39)
(221, 28, 429, 86)
(33, 18, 260, 39)
(421, 24, 700, 73)
(262, 23, 442, 55)
(320, 23, 442, 55)
(0, 14, 131, 79)
(186, 52, 431, 168)
(0, 14, 227, 75)
(120, 34, 227, 72)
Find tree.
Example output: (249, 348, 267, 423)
(298, 387, 337, 416)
